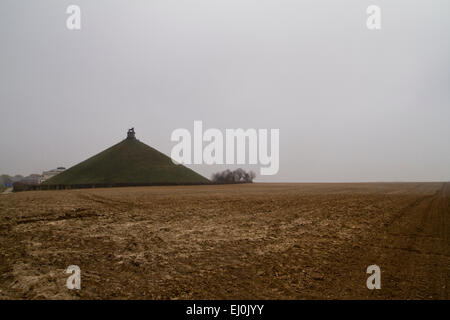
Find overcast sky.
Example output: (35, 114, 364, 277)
(1, 0, 449, 182)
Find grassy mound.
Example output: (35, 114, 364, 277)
(44, 139, 209, 185)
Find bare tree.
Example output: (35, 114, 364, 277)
(211, 169, 256, 184)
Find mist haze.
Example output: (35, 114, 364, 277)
(1, 0, 449, 182)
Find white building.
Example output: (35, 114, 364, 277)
(40, 167, 66, 183)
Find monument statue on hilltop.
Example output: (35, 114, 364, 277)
(127, 128, 136, 139)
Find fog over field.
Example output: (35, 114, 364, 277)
(1, 0, 449, 182)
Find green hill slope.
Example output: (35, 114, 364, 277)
(43, 138, 209, 185)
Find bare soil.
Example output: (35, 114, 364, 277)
(0, 183, 448, 299)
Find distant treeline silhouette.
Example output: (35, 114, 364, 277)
(12, 169, 256, 192)
(211, 168, 256, 184)
(12, 181, 211, 192)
